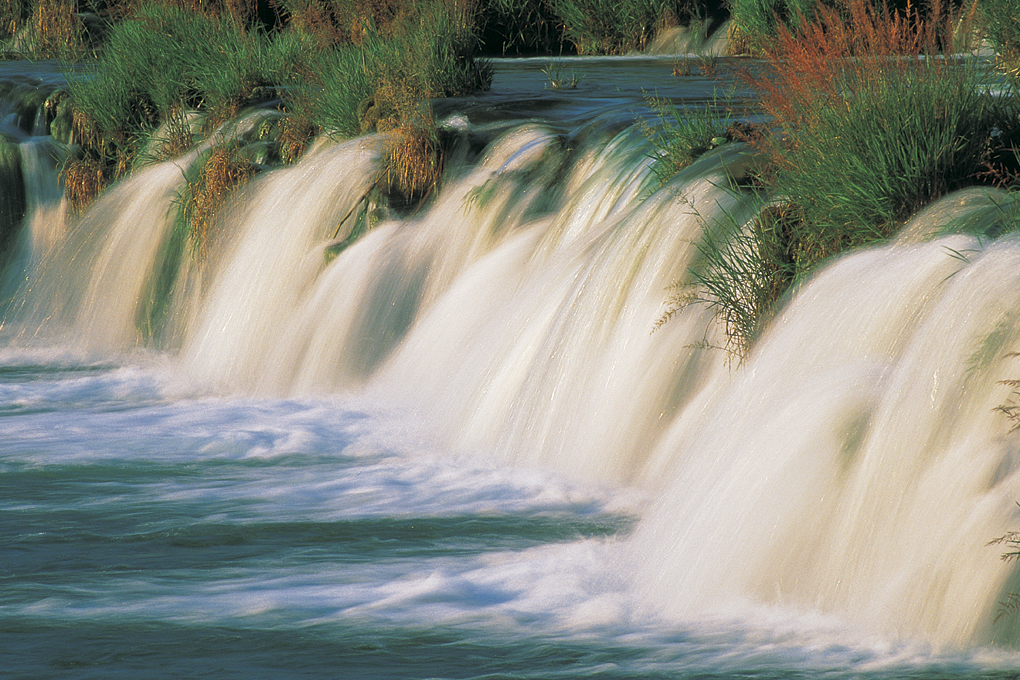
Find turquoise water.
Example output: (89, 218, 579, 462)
(4, 56, 1020, 677)
(2, 354, 1019, 679)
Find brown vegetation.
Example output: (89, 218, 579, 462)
(180, 144, 258, 255)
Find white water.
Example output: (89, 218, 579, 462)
(5, 79, 1020, 663)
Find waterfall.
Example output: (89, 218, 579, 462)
(631, 228, 1020, 645)
(3, 80, 1020, 649)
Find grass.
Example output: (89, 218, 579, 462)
(176, 141, 259, 257)
(980, 0, 1020, 81)
(650, 0, 1020, 358)
(657, 204, 795, 359)
(541, 60, 582, 88)
(546, 0, 682, 54)
(748, 0, 1004, 272)
(725, 0, 833, 53)
(474, 0, 727, 55)
(642, 93, 747, 184)
(57, 0, 490, 216)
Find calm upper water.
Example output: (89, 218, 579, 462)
(2, 56, 1020, 679)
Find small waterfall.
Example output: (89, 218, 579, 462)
(20, 137, 68, 257)
(3, 76, 1020, 648)
(631, 228, 1020, 645)
(10, 156, 187, 349)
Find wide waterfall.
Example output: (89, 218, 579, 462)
(4, 57, 1020, 677)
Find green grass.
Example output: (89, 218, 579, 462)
(65, 7, 288, 174)
(726, 0, 831, 52)
(649, 0, 1020, 358)
(643, 93, 741, 185)
(473, 0, 726, 55)
(59, 0, 490, 210)
(980, 0, 1020, 80)
(763, 61, 1015, 275)
(546, 0, 694, 54)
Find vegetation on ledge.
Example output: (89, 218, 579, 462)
(653, 0, 1020, 358)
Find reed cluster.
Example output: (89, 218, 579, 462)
(55, 0, 489, 227)
(654, 0, 1020, 357)
(979, 0, 1020, 80)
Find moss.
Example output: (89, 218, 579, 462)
(0, 134, 25, 262)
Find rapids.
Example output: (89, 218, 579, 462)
(3, 57, 1020, 676)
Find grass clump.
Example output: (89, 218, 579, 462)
(471, 0, 727, 55)
(2, 0, 95, 59)
(176, 141, 259, 257)
(56, 1, 491, 218)
(546, 0, 701, 54)
(643, 94, 748, 184)
(659, 205, 795, 359)
(979, 0, 1020, 81)
(64, 6, 287, 195)
(749, 0, 1005, 274)
(656, 0, 1020, 359)
(291, 0, 490, 202)
(726, 0, 835, 53)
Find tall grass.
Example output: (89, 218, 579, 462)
(66, 7, 286, 174)
(726, 0, 835, 52)
(980, 0, 1020, 80)
(546, 0, 700, 54)
(656, 0, 1020, 358)
(3, 0, 90, 59)
(470, 0, 722, 55)
(475, 0, 558, 53)
(60, 0, 489, 211)
(749, 0, 1003, 273)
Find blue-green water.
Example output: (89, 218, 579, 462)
(1, 354, 1019, 679)
(4, 56, 1020, 678)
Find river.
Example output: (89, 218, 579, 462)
(2, 56, 1020, 678)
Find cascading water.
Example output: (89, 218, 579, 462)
(4, 58, 1020, 677)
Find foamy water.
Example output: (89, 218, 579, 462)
(3, 57, 1020, 678)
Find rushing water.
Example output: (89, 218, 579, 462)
(4, 56, 1020, 678)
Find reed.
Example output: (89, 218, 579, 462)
(2, 0, 88, 59)
(475, 0, 558, 53)
(726, 0, 831, 53)
(176, 142, 259, 257)
(979, 0, 1020, 80)
(665, 0, 1020, 358)
(546, 0, 681, 54)
(748, 0, 1003, 274)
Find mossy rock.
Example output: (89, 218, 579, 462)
(46, 91, 74, 144)
(12, 86, 48, 135)
(0, 134, 25, 263)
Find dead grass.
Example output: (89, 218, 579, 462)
(62, 155, 105, 214)
(180, 144, 258, 256)
(277, 113, 318, 164)
(380, 109, 442, 204)
(24, 0, 84, 57)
